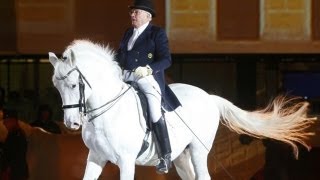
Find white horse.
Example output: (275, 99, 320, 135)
(48, 40, 315, 180)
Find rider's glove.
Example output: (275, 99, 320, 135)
(134, 65, 153, 78)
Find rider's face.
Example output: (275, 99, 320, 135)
(129, 9, 151, 28)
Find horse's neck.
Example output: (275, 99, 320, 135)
(87, 78, 124, 109)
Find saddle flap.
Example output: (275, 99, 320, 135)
(127, 81, 151, 129)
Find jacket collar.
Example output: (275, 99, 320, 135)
(127, 24, 153, 49)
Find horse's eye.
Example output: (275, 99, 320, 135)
(71, 84, 76, 89)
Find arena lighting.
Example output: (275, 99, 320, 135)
(40, 58, 49, 63)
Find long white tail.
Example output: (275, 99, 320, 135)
(211, 95, 316, 158)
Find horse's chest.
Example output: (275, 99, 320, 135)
(82, 126, 115, 155)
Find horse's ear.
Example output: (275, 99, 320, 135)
(48, 52, 59, 68)
(64, 49, 76, 66)
(70, 49, 76, 65)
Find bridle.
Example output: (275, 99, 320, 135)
(56, 66, 131, 122)
(56, 66, 91, 118)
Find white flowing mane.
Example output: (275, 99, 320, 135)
(55, 40, 122, 81)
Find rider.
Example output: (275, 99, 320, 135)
(116, 0, 181, 174)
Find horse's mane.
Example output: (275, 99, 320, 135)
(67, 39, 116, 65)
(59, 39, 122, 80)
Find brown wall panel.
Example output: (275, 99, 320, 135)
(14, 0, 165, 54)
(312, 0, 320, 40)
(217, 0, 259, 40)
(0, 0, 16, 53)
(19, 6, 66, 22)
(75, 0, 165, 49)
(74, 1, 129, 48)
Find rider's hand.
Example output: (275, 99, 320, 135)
(134, 65, 153, 78)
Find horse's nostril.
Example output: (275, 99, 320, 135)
(65, 121, 71, 127)
(73, 123, 80, 127)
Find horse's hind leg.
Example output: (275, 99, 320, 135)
(173, 148, 195, 180)
(83, 150, 106, 180)
(189, 144, 211, 180)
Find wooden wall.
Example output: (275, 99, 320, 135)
(0, 0, 16, 53)
(1, 0, 320, 54)
(217, 0, 259, 40)
(0, 0, 165, 54)
(167, 0, 320, 53)
(312, 0, 320, 40)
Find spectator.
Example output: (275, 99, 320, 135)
(0, 105, 6, 139)
(0, 105, 3, 121)
(31, 104, 61, 134)
(1, 108, 29, 180)
(0, 106, 5, 179)
(0, 142, 4, 179)
(0, 87, 5, 108)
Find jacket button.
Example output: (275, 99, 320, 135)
(135, 59, 138, 62)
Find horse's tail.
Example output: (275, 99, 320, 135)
(211, 95, 316, 158)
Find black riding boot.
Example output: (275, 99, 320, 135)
(153, 117, 172, 174)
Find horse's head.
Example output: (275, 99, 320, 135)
(48, 50, 92, 130)
(49, 40, 122, 130)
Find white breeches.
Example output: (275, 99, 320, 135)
(123, 70, 162, 122)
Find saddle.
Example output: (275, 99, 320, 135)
(126, 81, 152, 158)
(127, 81, 171, 158)
(128, 81, 151, 127)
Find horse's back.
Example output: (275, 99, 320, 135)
(169, 83, 218, 116)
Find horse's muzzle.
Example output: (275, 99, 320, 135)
(65, 120, 81, 130)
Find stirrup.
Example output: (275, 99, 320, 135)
(156, 157, 172, 174)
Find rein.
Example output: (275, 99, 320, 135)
(87, 86, 132, 122)
(56, 66, 132, 122)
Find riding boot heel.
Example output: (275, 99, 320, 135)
(156, 154, 172, 174)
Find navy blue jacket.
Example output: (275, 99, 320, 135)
(116, 24, 181, 111)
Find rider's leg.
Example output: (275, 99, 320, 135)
(153, 116, 172, 174)
(137, 76, 172, 174)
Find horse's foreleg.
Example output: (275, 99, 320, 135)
(83, 161, 104, 180)
(83, 150, 106, 180)
(118, 157, 136, 180)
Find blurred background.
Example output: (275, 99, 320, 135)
(0, 0, 319, 179)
